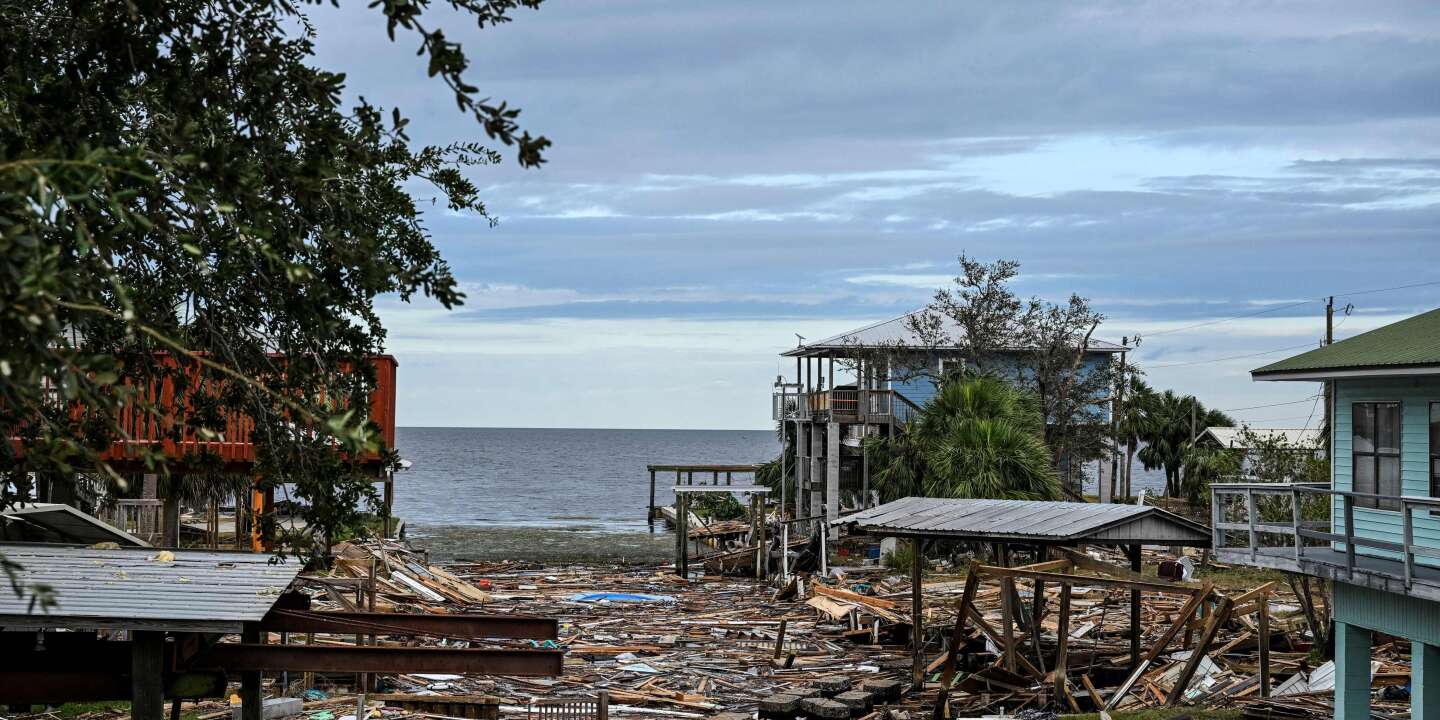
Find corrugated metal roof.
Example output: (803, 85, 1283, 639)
(1253, 308, 1440, 377)
(1, 503, 149, 546)
(0, 543, 301, 632)
(832, 496, 1210, 546)
(1201, 427, 1322, 450)
(782, 311, 1125, 357)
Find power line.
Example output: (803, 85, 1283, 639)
(1135, 277, 1440, 341)
(1217, 395, 1322, 413)
(1336, 278, 1440, 298)
(1138, 299, 1319, 339)
(1144, 342, 1317, 369)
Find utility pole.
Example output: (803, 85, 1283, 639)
(1324, 296, 1334, 452)
(1110, 337, 1128, 501)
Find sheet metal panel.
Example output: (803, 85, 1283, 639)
(833, 497, 1209, 545)
(0, 543, 300, 631)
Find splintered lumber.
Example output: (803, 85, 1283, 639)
(1104, 582, 1213, 711)
(1166, 595, 1235, 706)
(812, 583, 898, 611)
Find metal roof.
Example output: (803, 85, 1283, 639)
(1201, 427, 1322, 450)
(1253, 308, 1440, 379)
(781, 310, 1126, 358)
(832, 496, 1211, 546)
(0, 543, 302, 632)
(1, 503, 149, 547)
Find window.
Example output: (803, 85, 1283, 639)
(1431, 403, 1440, 497)
(1353, 402, 1401, 510)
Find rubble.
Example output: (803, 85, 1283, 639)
(19, 538, 1407, 720)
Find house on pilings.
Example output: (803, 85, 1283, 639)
(1212, 307, 1440, 720)
(774, 311, 1127, 524)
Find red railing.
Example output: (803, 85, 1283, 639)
(10, 354, 397, 470)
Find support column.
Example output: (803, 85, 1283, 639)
(131, 630, 165, 720)
(1334, 622, 1372, 720)
(1414, 642, 1440, 720)
(910, 538, 925, 689)
(647, 469, 656, 530)
(240, 624, 263, 720)
(796, 423, 810, 520)
(1127, 544, 1142, 669)
(825, 421, 840, 536)
(808, 423, 823, 523)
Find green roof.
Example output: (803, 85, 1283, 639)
(1252, 308, 1440, 378)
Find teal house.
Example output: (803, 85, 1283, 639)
(1212, 308, 1440, 720)
(774, 311, 1125, 525)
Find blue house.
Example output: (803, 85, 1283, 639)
(774, 311, 1125, 524)
(1212, 308, 1440, 720)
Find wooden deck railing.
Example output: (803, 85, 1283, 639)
(772, 389, 916, 424)
(7, 354, 397, 470)
(1211, 481, 1440, 590)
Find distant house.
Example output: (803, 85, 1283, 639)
(1197, 426, 1325, 477)
(1211, 308, 1440, 720)
(774, 310, 1125, 522)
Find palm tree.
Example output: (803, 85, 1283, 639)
(867, 374, 1060, 502)
(1115, 376, 1153, 498)
(1134, 390, 1233, 497)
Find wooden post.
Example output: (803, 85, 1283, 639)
(1127, 544, 1141, 669)
(1054, 583, 1073, 703)
(1258, 591, 1272, 697)
(999, 544, 1016, 673)
(381, 468, 394, 539)
(774, 619, 788, 660)
(597, 690, 610, 720)
(131, 630, 165, 720)
(240, 623, 263, 720)
(910, 538, 925, 690)
(1031, 546, 1047, 676)
(936, 565, 981, 718)
(1166, 596, 1234, 706)
(750, 495, 761, 578)
(674, 492, 687, 577)
(648, 469, 657, 529)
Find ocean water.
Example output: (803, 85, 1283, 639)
(392, 426, 1168, 562)
(393, 427, 776, 561)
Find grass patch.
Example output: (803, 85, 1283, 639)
(28, 701, 132, 718)
(1062, 709, 1243, 720)
(1195, 562, 1289, 592)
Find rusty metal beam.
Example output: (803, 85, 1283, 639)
(196, 644, 564, 676)
(258, 609, 557, 640)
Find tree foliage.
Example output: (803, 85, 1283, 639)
(904, 255, 1114, 491)
(1127, 387, 1232, 498)
(0, 0, 547, 565)
(865, 374, 1060, 502)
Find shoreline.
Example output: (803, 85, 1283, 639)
(406, 523, 676, 564)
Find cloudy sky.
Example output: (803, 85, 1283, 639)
(311, 1, 1440, 430)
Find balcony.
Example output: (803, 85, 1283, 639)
(772, 388, 918, 424)
(8, 355, 397, 472)
(1211, 482, 1440, 602)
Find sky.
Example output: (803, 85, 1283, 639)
(309, 1, 1440, 430)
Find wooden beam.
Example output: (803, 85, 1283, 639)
(999, 545, 1016, 673)
(973, 565, 1199, 596)
(1166, 596, 1234, 706)
(813, 582, 900, 611)
(910, 538, 925, 690)
(936, 566, 981, 719)
(1257, 592, 1272, 698)
(1053, 584, 1072, 705)
(1013, 558, 1073, 573)
(1128, 544, 1142, 670)
(130, 631, 165, 720)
